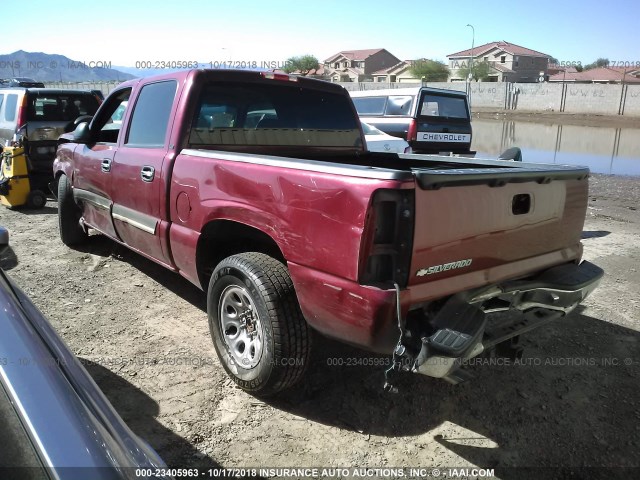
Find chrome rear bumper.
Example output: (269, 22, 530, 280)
(413, 260, 603, 380)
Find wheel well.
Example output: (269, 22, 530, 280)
(196, 220, 285, 289)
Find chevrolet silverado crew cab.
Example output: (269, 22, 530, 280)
(54, 69, 602, 396)
(350, 87, 473, 155)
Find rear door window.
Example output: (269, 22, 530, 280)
(125, 80, 177, 147)
(4, 94, 18, 121)
(418, 94, 468, 119)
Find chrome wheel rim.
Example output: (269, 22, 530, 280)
(219, 285, 263, 369)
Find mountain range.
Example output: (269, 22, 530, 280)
(0, 50, 135, 82)
(1, 50, 271, 84)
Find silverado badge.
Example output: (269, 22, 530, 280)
(416, 259, 473, 277)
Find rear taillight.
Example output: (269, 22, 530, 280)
(406, 119, 418, 142)
(359, 189, 415, 287)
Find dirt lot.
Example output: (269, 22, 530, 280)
(1, 174, 639, 479)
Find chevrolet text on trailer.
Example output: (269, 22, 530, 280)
(53, 68, 602, 395)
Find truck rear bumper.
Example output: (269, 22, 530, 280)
(413, 260, 603, 379)
(289, 245, 588, 354)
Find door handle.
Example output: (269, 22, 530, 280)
(141, 166, 155, 182)
(101, 158, 112, 173)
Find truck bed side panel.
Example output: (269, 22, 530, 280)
(168, 151, 406, 286)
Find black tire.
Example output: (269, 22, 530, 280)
(207, 252, 311, 397)
(26, 190, 47, 209)
(57, 174, 88, 246)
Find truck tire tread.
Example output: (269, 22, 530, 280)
(208, 252, 311, 397)
(57, 174, 88, 246)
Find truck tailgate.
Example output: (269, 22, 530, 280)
(408, 164, 590, 288)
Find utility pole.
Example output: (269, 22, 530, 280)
(466, 24, 475, 108)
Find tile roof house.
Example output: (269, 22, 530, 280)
(371, 60, 418, 83)
(447, 41, 551, 83)
(323, 49, 401, 82)
(548, 67, 640, 83)
(547, 64, 579, 76)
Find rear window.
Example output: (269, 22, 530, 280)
(4, 94, 18, 121)
(190, 83, 361, 148)
(26, 93, 100, 122)
(418, 94, 468, 119)
(352, 97, 387, 115)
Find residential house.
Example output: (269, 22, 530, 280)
(323, 49, 401, 82)
(371, 60, 419, 83)
(447, 41, 551, 82)
(547, 64, 579, 76)
(548, 67, 640, 84)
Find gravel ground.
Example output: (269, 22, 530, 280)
(1, 173, 638, 479)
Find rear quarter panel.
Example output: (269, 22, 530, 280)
(168, 152, 406, 283)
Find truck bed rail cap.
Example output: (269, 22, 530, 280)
(181, 149, 414, 181)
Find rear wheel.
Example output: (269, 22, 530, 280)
(207, 252, 311, 397)
(57, 174, 88, 246)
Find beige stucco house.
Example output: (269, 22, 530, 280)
(323, 49, 401, 82)
(371, 61, 420, 83)
(447, 41, 551, 82)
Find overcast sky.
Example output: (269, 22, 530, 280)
(3, 0, 638, 66)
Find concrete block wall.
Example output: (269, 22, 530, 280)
(469, 83, 508, 109)
(421, 82, 466, 92)
(345, 80, 640, 116)
(563, 84, 623, 115)
(512, 83, 563, 112)
(340, 82, 422, 91)
(622, 85, 640, 115)
(45, 81, 121, 95)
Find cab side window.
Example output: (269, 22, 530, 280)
(125, 80, 177, 147)
(4, 94, 18, 121)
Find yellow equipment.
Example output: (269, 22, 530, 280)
(0, 146, 47, 209)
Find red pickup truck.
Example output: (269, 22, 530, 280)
(53, 70, 602, 396)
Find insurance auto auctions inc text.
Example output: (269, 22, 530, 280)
(252, 467, 495, 478)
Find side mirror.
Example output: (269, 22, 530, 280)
(0, 226, 9, 254)
(64, 115, 94, 134)
(499, 147, 523, 162)
(73, 122, 93, 144)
